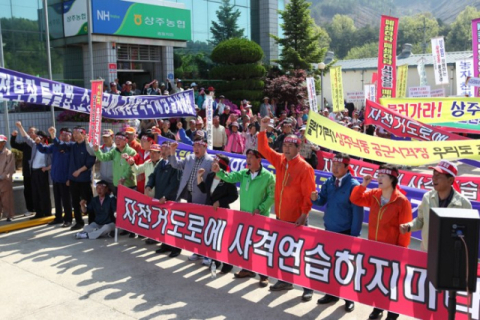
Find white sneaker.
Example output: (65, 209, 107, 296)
(188, 253, 202, 261)
(75, 232, 88, 239)
(202, 257, 212, 266)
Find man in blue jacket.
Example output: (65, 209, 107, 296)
(59, 126, 96, 231)
(37, 127, 73, 227)
(311, 153, 363, 313)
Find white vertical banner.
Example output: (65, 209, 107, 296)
(205, 93, 214, 150)
(306, 77, 318, 112)
(364, 84, 376, 104)
(417, 58, 428, 86)
(455, 59, 475, 96)
(431, 37, 449, 85)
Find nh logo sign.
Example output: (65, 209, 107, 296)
(97, 10, 110, 21)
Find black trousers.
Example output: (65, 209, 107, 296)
(53, 182, 72, 223)
(70, 181, 93, 225)
(31, 169, 51, 217)
(23, 175, 34, 212)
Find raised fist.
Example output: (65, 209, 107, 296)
(362, 174, 373, 187)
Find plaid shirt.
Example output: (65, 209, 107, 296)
(188, 156, 204, 192)
(299, 139, 316, 159)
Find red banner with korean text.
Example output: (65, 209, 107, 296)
(116, 185, 480, 320)
(377, 15, 399, 102)
(88, 80, 104, 146)
(364, 100, 468, 142)
(316, 149, 480, 202)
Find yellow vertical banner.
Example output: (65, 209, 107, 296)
(330, 66, 344, 112)
(396, 64, 408, 98)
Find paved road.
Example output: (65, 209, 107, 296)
(0, 202, 418, 320)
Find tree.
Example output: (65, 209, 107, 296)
(345, 42, 378, 59)
(264, 69, 308, 105)
(446, 6, 480, 51)
(397, 13, 439, 54)
(271, 0, 327, 70)
(325, 14, 357, 59)
(209, 0, 244, 46)
(211, 38, 265, 111)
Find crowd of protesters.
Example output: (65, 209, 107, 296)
(0, 84, 473, 320)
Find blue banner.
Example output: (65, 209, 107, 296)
(0, 68, 196, 119)
(158, 136, 480, 242)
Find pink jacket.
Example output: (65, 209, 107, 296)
(225, 132, 245, 154)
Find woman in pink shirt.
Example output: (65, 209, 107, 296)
(225, 122, 245, 154)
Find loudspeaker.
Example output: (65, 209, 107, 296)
(427, 208, 480, 292)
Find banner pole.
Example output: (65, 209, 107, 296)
(43, 0, 55, 128)
(0, 20, 10, 147)
(86, 0, 94, 83)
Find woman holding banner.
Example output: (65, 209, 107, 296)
(350, 164, 412, 320)
(197, 153, 238, 272)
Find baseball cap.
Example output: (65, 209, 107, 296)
(208, 86, 215, 92)
(428, 160, 458, 177)
(124, 127, 136, 134)
(299, 125, 306, 131)
(0, 135, 7, 142)
(109, 82, 116, 86)
(190, 82, 197, 87)
(150, 144, 161, 152)
(102, 129, 114, 137)
(231, 122, 239, 127)
(125, 81, 132, 85)
(96, 180, 109, 187)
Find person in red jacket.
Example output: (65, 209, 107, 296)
(133, 131, 154, 194)
(258, 116, 316, 302)
(350, 164, 412, 320)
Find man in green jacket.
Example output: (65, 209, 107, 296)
(213, 148, 275, 287)
(93, 132, 137, 192)
(400, 160, 472, 251)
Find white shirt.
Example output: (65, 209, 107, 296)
(250, 171, 259, 180)
(335, 173, 347, 187)
(32, 148, 47, 169)
(210, 178, 221, 194)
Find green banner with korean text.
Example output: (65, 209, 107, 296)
(92, 0, 191, 41)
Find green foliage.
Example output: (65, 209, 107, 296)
(211, 38, 263, 64)
(345, 42, 379, 59)
(324, 14, 357, 59)
(1, 17, 63, 77)
(271, 0, 327, 70)
(174, 52, 214, 79)
(446, 6, 480, 51)
(398, 13, 439, 54)
(216, 80, 265, 92)
(209, 0, 245, 46)
(220, 90, 265, 103)
(211, 64, 266, 80)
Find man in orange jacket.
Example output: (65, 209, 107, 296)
(258, 117, 317, 301)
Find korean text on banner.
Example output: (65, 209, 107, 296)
(330, 66, 344, 112)
(304, 110, 480, 166)
(396, 64, 408, 98)
(431, 37, 449, 85)
(205, 94, 214, 150)
(456, 59, 475, 96)
(346, 91, 364, 103)
(377, 15, 399, 102)
(473, 18, 480, 97)
(0, 67, 196, 119)
(408, 86, 431, 98)
(117, 185, 480, 320)
(379, 97, 480, 124)
(430, 88, 445, 97)
(417, 58, 428, 86)
(306, 77, 318, 112)
(364, 84, 376, 104)
(88, 80, 104, 145)
(364, 99, 468, 142)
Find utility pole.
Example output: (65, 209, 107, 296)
(422, 17, 427, 54)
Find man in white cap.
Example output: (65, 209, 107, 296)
(0, 134, 15, 221)
(400, 160, 472, 251)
